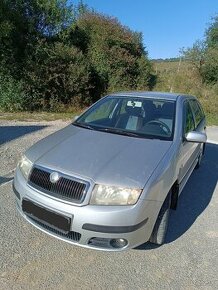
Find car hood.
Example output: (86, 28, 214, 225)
(26, 125, 172, 188)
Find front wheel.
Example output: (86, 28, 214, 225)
(149, 191, 171, 245)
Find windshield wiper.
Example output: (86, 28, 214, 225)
(73, 122, 95, 130)
(73, 124, 159, 139)
(98, 127, 141, 138)
(98, 128, 164, 140)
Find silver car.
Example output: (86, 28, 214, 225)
(13, 92, 207, 251)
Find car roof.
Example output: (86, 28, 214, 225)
(109, 91, 195, 101)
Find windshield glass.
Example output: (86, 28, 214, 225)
(74, 96, 176, 140)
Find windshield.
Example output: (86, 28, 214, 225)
(74, 96, 176, 140)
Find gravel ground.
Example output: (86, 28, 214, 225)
(0, 120, 69, 177)
(0, 121, 218, 289)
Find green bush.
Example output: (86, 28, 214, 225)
(0, 73, 27, 111)
(202, 47, 218, 84)
(75, 12, 154, 94)
(182, 16, 218, 86)
(24, 42, 92, 111)
(0, 1, 157, 112)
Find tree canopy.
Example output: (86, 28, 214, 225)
(0, 0, 154, 111)
(182, 15, 218, 85)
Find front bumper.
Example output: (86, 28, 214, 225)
(13, 168, 160, 251)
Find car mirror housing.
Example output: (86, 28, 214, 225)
(185, 131, 207, 143)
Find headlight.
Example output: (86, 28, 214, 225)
(18, 155, 33, 180)
(90, 184, 142, 205)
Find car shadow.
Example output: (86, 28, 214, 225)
(0, 125, 47, 145)
(0, 176, 14, 186)
(135, 142, 218, 250)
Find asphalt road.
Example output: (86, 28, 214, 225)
(0, 121, 218, 289)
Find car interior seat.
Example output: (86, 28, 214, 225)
(115, 104, 144, 131)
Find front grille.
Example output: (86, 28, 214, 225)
(29, 167, 88, 203)
(28, 216, 81, 242)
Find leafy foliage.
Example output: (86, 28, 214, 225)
(74, 13, 152, 92)
(24, 41, 91, 110)
(0, 1, 154, 111)
(182, 15, 218, 85)
(0, 72, 28, 111)
(206, 15, 218, 48)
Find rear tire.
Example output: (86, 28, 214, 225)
(149, 191, 171, 245)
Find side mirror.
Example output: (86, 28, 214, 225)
(185, 131, 207, 143)
(73, 115, 79, 122)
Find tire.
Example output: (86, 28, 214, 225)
(149, 191, 171, 245)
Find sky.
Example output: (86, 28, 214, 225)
(73, 0, 217, 59)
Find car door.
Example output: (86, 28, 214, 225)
(178, 100, 198, 185)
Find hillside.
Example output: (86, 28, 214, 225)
(151, 60, 218, 125)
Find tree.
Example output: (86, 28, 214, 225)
(203, 15, 218, 84)
(206, 15, 218, 48)
(181, 41, 205, 77)
(24, 41, 91, 110)
(0, 0, 73, 77)
(74, 12, 154, 93)
(182, 15, 218, 84)
(0, 1, 155, 111)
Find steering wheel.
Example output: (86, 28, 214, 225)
(146, 120, 171, 135)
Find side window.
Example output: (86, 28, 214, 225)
(189, 100, 204, 127)
(184, 101, 195, 134)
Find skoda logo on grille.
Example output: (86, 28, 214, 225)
(50, 172, 60, 183)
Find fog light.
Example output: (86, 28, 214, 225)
(110, 238, 128, 248)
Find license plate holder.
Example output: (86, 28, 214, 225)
(22, 199, 71, 234)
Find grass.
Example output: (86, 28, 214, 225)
(153, 59, 189, 73)
(0, 109, 217, 126)
(152, 60, 218, 126)
(206, 113, 218, 126)
(0, 111, 83, 122)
